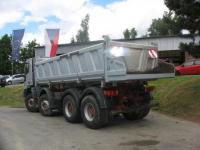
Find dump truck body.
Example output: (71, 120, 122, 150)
(31, 41, 174, 85)
(24, 40, 174, 129)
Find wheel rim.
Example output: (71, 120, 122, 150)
(41, 100, 49, 111)
(28, 98, 34, 107)
(65, 100, 75, 117)
(84, 103, 96, 122)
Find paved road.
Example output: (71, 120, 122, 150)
(0, 107, 200, 150)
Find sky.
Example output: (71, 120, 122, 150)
(0, 0, 168, 45)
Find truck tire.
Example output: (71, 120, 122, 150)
(63, 95, 81, 123)
(123, 107, 150, 120)
(39, 94, 53, 116)
(81, 95, 109, 129)
(24, 94, 39, 112)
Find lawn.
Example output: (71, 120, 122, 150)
(0, 76, 200, 123)
(150, 75, 200, 123)
(0, 85, 24, 107)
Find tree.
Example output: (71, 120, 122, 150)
(123, 29, 130, 39)
(130, 28, 137, 39)
(76, 14, 90, 42)
(165, 0, 200, 57)
(148, 11, 181, 37)
(0, 34, 40, 75)
(20, 39, 39, 62)
(180, 42, 200, 58)
(70, 37, 75, 43)
(0, 34, 12, 75)
(19, 39, 39, 73)
(123, 28, 137, 39)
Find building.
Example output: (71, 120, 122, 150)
(35, 35, 200, 65)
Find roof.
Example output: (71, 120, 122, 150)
(36, 34, 198, 49)
(36, 40, 103, 49)
(114, 34, 195, 41)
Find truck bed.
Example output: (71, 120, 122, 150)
(35, 41, 174, 84)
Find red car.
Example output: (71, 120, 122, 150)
(175, 60, 200, 75)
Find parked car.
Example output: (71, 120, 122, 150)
(6, 74, 25, 85)
(3, 75, 10, 80)
(0, 76, 7, 87)
(175, 60, 200, 75)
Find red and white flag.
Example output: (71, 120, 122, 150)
(148, 48, 158, 59)
(45, 29, 60, 57)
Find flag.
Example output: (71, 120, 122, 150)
(11, 29, 25, 61)
(45, 29, 60, 57)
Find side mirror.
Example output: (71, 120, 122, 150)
(24, 63, 29, 74)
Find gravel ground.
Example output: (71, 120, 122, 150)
(0, 107, 200, 150)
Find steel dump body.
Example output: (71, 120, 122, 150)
(24, 40, 175, 129)
(35, 41, 174, 84)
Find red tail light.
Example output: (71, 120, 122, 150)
(104, 89, 119, 97)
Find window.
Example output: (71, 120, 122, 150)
(13, 76, 17, 79)
(183, 61, 193, 66)
(19, 75, 24, 78)
(13, 75, 24, 78)
(195, 60, 200, 65)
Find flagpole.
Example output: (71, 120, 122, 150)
(12, 61, 14, 75)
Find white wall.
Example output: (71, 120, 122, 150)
(127, 36, 200, 51)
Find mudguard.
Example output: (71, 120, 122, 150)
(81, 87, 108, 109)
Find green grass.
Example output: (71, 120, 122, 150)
(150, 75, 200, 122)
(0, 76, 200, 122)
(0, 85, 24, 107)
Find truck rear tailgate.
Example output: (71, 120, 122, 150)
(105, 41, 175, 82)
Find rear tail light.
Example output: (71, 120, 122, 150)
(104, 89, 119, 97)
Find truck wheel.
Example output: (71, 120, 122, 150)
(8, 81, 12, 85)
(24, 94, 39, 112)
(124, 107, 150, 120)
(39, 94, 53, 116)
(63, 95, 81, 123)
(81, 95, 108, 129)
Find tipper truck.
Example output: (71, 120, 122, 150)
(23, 38, 175, 129)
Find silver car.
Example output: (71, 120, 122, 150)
(6, 74, 25, 85)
